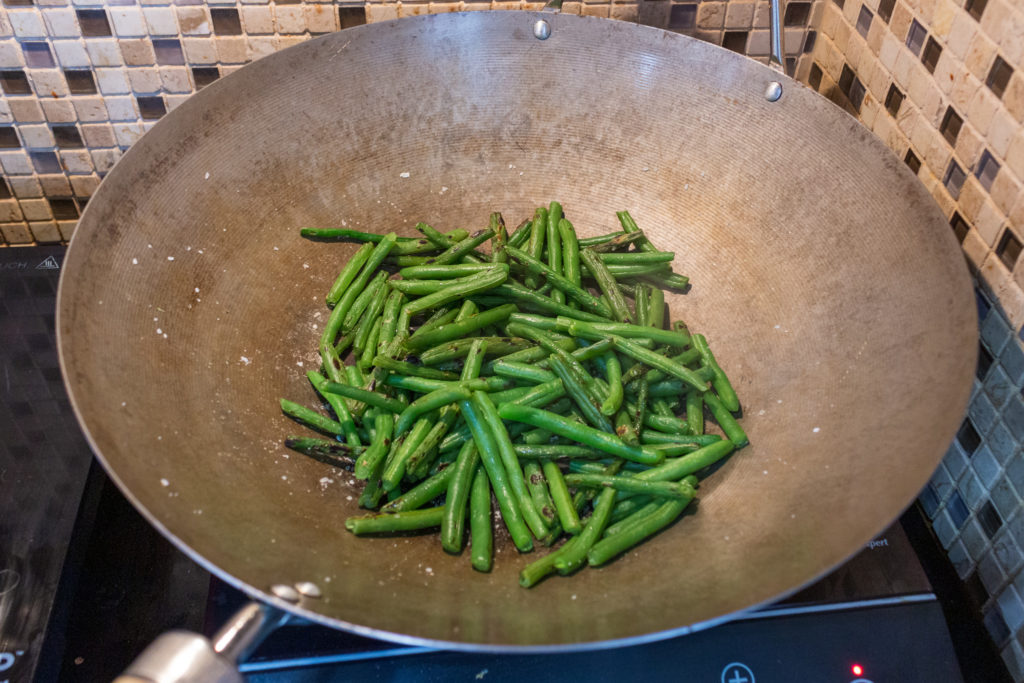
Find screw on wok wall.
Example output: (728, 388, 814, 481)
(533, 20, 551, 40)
(270, 584, 301, 603)
(764, 81, 783, 102)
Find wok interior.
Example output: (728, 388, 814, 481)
(58, 12, 976, 647)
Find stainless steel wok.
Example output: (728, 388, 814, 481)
(57, 9, 976, 656)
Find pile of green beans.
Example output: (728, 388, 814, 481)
(283, 205, 746, 587)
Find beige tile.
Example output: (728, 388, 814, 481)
(248, 36, 278, 60)
(177, 7, 211, 35)
(997, 280, 1024, 331)
(989, 109, 1016, 159)
(967, 86, 999, 136)
(845, 31, 863, 70)
(979, 0, 1012, 45)
(0, 223, 34, 244)
(991, 170, 1022, 216)
(73, 96, 108, 122)
(305, 3, 337, 32)
(1011, 188, 1024, 227)
(725, 0, 754, 28)
(43, 8, 80, 37)
(964, 31, 997, 82)
(747, 29, 769, 55)
(581, 3, 610, 16)
(932, 49, 957, 95)
(275, 5, 306, 32)
(52, 39, 90, 67)
(38, 173, 69, 195)
(521, 1, 546, 10)
(120, 38, 156, 66)
(0, 100, 10, 125)
(879, 34, 900, 72)
(28, 68, 69, 97)
(9, 99, 44, 123)
(9, 10, 47, 38)
(8, 176, 42, 197)
(61, 149, 92, 173)
(129, 66, 162, 93)
(30, 221, 62, 244)
(752, 0, 772, 29)
(832, 16, 849, 53)
(819, 1, 837, 38)
(0, 13, 11, 39)
(697, 2, 725, 29)
(40, 98, 75, 123)
(0, 39, 26, 68)
(866, 14, 886, 54)
(80, 122, 116, 147)
(182, 37, 217, 63)
(893, 47, 916, 89)
(1007, 132, 1024, 182)
(931, 0, 957, 38)
(69, 174, 100, 196)
(1005, 74, 1024, 124)
(20, 198, 52, 221)
(276, 36, 307, 50)
(959, 175, 987, 221)
(217, 36, 248, 64)
(861, 92, 881, 128)
(981, 251, 1011, 293)
(366, 3, 399, 21)
(19, 123, 54, 147)
(866, 59, 890, 102)
(890, 3, 912, 46)
(931, 177, 957, 216)
(560, 1, 583, 14)
(240, 6, 273, 34)
(160, 66, 191, 93)
(609, 3, 638, 21)
(144, 7, 178, 35)
(57, 220, 76, 241)
(112, 121, 144, 147)
(95, 67, 130, 94)
(0, 199, 24, 222)
(90, 148, 121, 173)
(976, 199, 1006, 246)
(165, 93, 190, 111)
(104, 95, 136, 121)
(999, 7, 1024, 64)
(85, 39, 123, 67)
(109, 6, 147, 37)
(955, 121, 984, 168)
(924, 131, 952, 179)
(950, 71, 980, 112)
(842, 0, 860, 24)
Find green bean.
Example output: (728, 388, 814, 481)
(640, 431, 723, 446)
(280, 398, 345, 436)
(491, 360, 556, 384)
(358, 449, 387, 509)
(554, 485, 617, 575)
(602, 263, 672, 277)
(394, 385, 473, 437)
(506, 246, 612, 317)
(548, 355, 613, 433)
(702, 392, 748, 447)
(585, 230, 647, 253)
(504, 379, 566, 408)
(404, 304, 518, 353)
(416, 306, 461, 337)
(519, 536, 579, 588)
(402, 266, 508, 317)
(325, 242, 374, 308)
(565, 473, 692, 499)
(605, 335, 707, 392)
(643, 412, 690, 434)
(377, 290, 406, 355)
(441, 440, 479, 553)
(615, 210, 658, 253)
(427, 228, 495, 266)
(644, 379, 687, 398)
(576, 230, 625, 248)
(692, 334, 740, 412)
(686, 391, 704, 435)
(320, 233, 396, 351)
(489, 283, 610, 323)
(635, 283, 650, 327)
(460, 397, 533, 552)
(284, 436, 359, 463)
(301, 226, 465, 244)
(490, 212, 508, 265)
(558, 218, 581, 309)
(383, 375, 494, 394)
(558, 317, 691, 348)
(472, 390, 550, 540)
(507, 312, 561, 331)
(418, 336, 530, 366)
(601, 251, 675, 264)
(607, 495, 655, 525)
(650, 397, 673, 417)
(354, 412, 394, 479)
(382, 463, 455, 512)
(614, 408, 640, 446)
(391, 265, 507, 296)
(635, 439, 735, 483)
(306, 370, 361, 446)
(507, 217, 533, 249)
(414, 222, 456, 249)
(371, 356, 460, 381)
(600, 351, 623, 416)
(503, 323, 591, 385)
(469, 465, 493, 571)
(546, 202, 565, 305)
(524, 461, 557, 525)
(345, 506, 446, 534)
(322, 381, 404, 413)
(588, 489, 696, 566)
(512, 444, 606, 459)
(384, 255, 431, 267)
(579, 249, 632, 323)
(399, 263, 497, 279)
(524, 207, 547, 289)
(497, 404, 661, 465)
(640, 271, 690, 291)
(341, 270, 387, 336)
(541, 460, 582, 535)
(633, 378, 648, 435)
(379, 417, 430, 488)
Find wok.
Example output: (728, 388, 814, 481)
(58, 11, 976, 651)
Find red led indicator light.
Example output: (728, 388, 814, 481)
(852, 664, 864, 676)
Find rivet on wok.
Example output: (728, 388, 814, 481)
(270, 584, 301, 602)
(533, 20, 551, 40)
(764, 81, 783, 102)
(294, 581, 322, 598)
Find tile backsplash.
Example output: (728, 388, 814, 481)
(1, 0, 1022, 678)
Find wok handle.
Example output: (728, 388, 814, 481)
(112, 602, 287, 683)
(769, 0, 787, 73)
